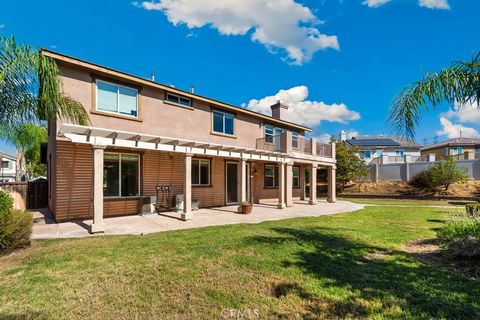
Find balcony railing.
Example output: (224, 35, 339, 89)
(255, 133, 333, 158)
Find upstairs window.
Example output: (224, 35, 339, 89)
(359, 150, 372, 159)
(451, 147, 463, 156)
(395, 150, 405, 157)
(1, 161, 9, 169)
(96, 80, 138, 117)
(212, 110, 235, 135)
(292, 132, 299, 148)
(166, 93, 191, 107)
(265, 125, 274, 143)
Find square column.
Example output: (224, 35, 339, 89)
(238, 159, 247, 212)
(309, 164, 317, 205)
(182, 153, 193, 221)
(286, 163, 293, 207)
(90, 145, 106, 234)
(277, 163, 286, 209)
(327, 166, 337, 203)
(300, 165, 306, 201)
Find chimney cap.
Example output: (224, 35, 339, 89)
(270, 101, 289, 110)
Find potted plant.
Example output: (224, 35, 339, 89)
(241, 201, 253, 214)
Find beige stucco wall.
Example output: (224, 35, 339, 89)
(57, 64, 304, 150)
(421, 146, 477, 160)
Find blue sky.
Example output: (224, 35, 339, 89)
(1, 0, 479, 152)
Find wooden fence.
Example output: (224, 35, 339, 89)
(0, 180, 48, 210)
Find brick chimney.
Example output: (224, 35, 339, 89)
(270, 100, 289, 120)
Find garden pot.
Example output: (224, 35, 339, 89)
(241, 203, 253, 214)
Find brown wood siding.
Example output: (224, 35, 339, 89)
(142, 151, 225, 209)
(54, 140, 94, 221)
(104, 198, 140, 217)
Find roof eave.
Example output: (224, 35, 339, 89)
(41, 49, 312, 132)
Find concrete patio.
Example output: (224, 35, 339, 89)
(32, 200, 364, 239)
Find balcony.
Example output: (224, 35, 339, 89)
(255, 132, 334, 159)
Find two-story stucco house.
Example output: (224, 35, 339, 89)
(421, 137, 480, 160)
(0, 152, 16, 182)
(44, 50, 337, 233)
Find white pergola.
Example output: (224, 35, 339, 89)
(58, 124, 335, 233)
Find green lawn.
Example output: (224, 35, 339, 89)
(1, 205, 479, 319)
(340, 197, 477, 207)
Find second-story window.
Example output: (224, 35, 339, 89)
(395, 149, 405, 157)
(265, 125, 274, 143)
(97, 80, 138, 117)
(212, 110, 235, 135)
(292, 132, 299, 148)
(166, 93, 192, 107)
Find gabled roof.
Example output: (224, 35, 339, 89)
(345, 136, 422, 148)
(421, 137, 480, 151)
(41, 49, 312, 132)
(0, 152, 16, 161)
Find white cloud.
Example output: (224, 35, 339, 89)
(362, 0, 450, 9)
(362, 0, 391, 8)
(436, 117, 479, 139)
(444, 101, 480, 124)
(244, 86, 360, 127)
(137, 0, 339, 65)
(419, 0, 450, 10)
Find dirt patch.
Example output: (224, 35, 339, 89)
(343, 181, 480, 198)
(402, 238, 480, 281)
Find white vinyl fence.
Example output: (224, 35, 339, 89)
(363, 159, 480, 182)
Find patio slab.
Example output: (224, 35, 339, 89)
(31, 200, 364, 239)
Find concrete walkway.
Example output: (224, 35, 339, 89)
(32, 200, 364, 239)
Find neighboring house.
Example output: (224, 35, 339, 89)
(421, 137, 480, 160)
(341, 132, 422, 164)
(0, 153, 16, 182)
(43, 50, 337, 231)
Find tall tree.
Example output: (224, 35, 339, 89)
(389, 52, 480, 139)
(0, 36, 89, 126)
(335, 139, 368, 189)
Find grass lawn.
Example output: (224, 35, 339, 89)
(1, 205, 479, 319)
(339, 197, 476, 207)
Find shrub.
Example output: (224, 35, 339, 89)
(428, 158, 468, 191)
(465, 204, 480, 220)
(408, 171, 431, 189)
(0, 190, 32, 255)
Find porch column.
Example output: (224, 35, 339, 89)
(182, 153, 193, 221)
(277, 163, 286, 209)
(238, 158, 247, 212)
(327, 166, 337, 203)
(300, 165, 306, 201)
(90, 145, 106, 234)
(309, 164, 317, 205)
(286, 163, 293, 207)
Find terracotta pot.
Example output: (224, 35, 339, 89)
(242, 203, 253, 214)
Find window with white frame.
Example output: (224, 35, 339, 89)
(395, 149, 405, 157)
(103, 153, 140, 197)
(359, 150, 372, 159)
(451, 147, 463, 156)
(264, 164, 279, 188)
(265, 125, 274, 143)
(1, 161, 9, 169)
(96, 80, 138, 117)
(292, 132, 299, 148)
(166, 93, 192, 107)
(212, 110, 235, 135)
(293, 166, 300, 188)
(192, 158, 210, 186)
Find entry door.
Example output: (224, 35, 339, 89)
(246, 163, 251, 203)
(226, 162, 239, 204)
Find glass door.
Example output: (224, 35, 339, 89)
(226, 162, 239, 204)
(274, 128, 283, 152)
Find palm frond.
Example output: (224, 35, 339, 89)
(389, 53, 480, 139)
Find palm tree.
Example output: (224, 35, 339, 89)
(0, 35, 89, 126)
(389, 52, 480, 139)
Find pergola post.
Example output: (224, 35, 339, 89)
(327, 166, 337, 203)
(309, 164, 317, 205)
(277, 163, 286, 209)
(90, 145, 106, 233)
(286, 163, 293, 207)
(238, 158, 247, 212)
(182, 153, 193, 221)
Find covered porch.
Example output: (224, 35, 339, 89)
(58, 124, 337, 233)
